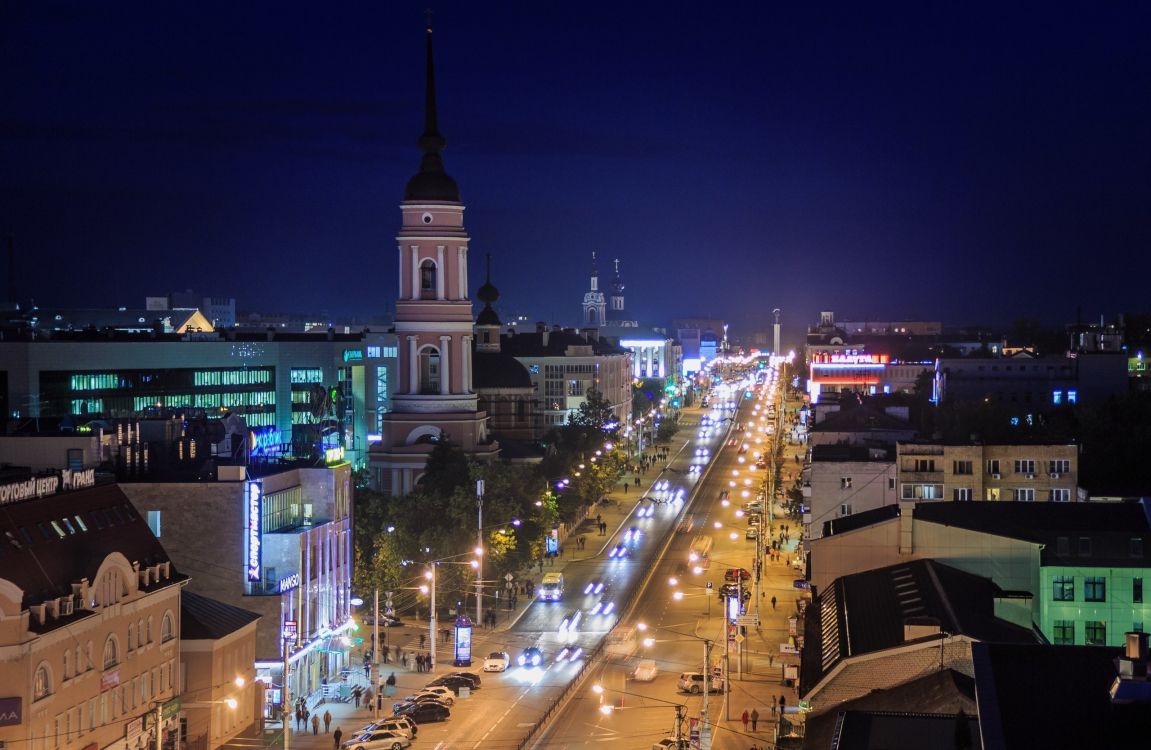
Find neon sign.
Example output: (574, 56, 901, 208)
(250, 427, 282, 456)
(811, 352, 889, 365)
(278, 573, 301, 593)
(246, 482, 262, 582)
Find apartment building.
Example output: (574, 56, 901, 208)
(0, 478, 186, 750)
(811, 500, 1151, 647)
(897, 441, 1078, 503)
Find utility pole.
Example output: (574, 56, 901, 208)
(373, 588, 381, 717)
(701, 639, 713, 750)
(428, 565, 437, 667)
(476, 479, 484, 625)
(282, 636, 291, 750)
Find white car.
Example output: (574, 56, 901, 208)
(342, 730, 412, 750)
(404, 686, 454, 705)
(359, 718, 416, 740)
(483, 651, 510, 672)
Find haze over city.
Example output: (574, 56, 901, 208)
(3, 1, 1149, 330)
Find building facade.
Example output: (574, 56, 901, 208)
(896, 441, 1078, 503)
(811, 500, 1151, 647)
(0, 331, 399, 469)
(0, 478, 186, 750)
(119, 462, 353, 718)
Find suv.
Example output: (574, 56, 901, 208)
(359, 718, 416, 739)
(341, 729, 411, 750)
(676, 671, 724, 694)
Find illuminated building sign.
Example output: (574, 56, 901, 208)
(0, 697, 22, 727)
(250, 427, 282, 456)
(324, 446, 345, 464)
(278, 573, 301, 593)
(810, 353, 889, 365)
(246, 482, 262, 582)
(0, 468, 97, 506)
(343, 349, 364, 362)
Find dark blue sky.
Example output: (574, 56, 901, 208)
(3, 1, 1149, 336)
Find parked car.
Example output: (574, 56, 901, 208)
(745, 526, 758, 540)
(724, 568, 751, 583)
(395, 701, 451, 723)
(445, 671, 482, 688)
(341, 729, 411, 750)
(652, 739, 690, 750)
(676, 671, 725, 694)
(426, 674, 473, 693)
(392, 696, 450, 715)
(402, 687, 454, 706)
(483, 651, 510, 672)
(359, 717, 416, 739)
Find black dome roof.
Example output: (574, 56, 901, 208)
(477, 304, 501, 326)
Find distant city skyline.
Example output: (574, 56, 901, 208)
(3, 2, 1148, 331)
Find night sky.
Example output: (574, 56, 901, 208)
(3, 2, 1149, 336)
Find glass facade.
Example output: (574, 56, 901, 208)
(44, 367, 277, 423)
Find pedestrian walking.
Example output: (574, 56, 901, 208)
(383, 647, 389, 664)
(624, 483, 629, 494)
(352, 686, 362, 707)
(771, 595, 777, 610)
(323, 709, 332, 733)
(311, 713, 320, 735)
(394, 644, 401, 663)
(741, 709, 749, 731)
(333, 727, 343, 749)
(596, 513, 602, 526)
(364, 688, 373, 708)
(419, 633, 426, 649)
(363, 662, 370, 679)
(751, 708, 759, 731)
(304, 710, 311, 733)
(295, 706, 303, 731)
(385, 672, 397, 688)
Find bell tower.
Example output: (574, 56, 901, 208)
(370, 22, 498, 495)
(581, 251, 607, 327)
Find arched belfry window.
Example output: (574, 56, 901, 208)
(420, 259, 437, 300)
(418, 346, 441, 394)
(588, 308, 599, 325)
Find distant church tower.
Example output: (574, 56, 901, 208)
(581, 252, 607, 327)
(370, 22, 498, 495)
(606, 258, 635, 327)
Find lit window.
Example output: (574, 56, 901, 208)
(367, 346, 381, 358)
(1052, 576, 1074, 601)
(102, 636, 119, 669)
(33, 663, 52, 700)
(1084, 621, 1106, 645)
(1052, 390, 1063, 404)
(1067, 389, 1078, 404)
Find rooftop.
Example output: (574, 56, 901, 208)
(181, 590, 261, 640)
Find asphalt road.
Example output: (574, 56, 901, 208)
(398, 401, 736, 750)
(534, 369, 802, 750)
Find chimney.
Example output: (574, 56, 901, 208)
(1111, 631, 1151, 704)
(898, 501, 915, 555)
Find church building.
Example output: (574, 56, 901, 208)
(369, 25, 498, 494)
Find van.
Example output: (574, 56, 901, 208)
(631, 659, 658, 682)
(539, 572, 564, 601)
(676, 671, 725, 694)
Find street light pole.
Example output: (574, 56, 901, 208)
(373, 588, 380, 717)
(476, 480, 484, 626)
(427, 567, 437, 667)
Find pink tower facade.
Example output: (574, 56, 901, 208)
(369, 25, 498, 495)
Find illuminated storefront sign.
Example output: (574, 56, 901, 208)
(810, 352, 889, 365)
(246, 482, 262, 582)
(324, 446, 345, 464)
(343, 349, 364, 362)
(0, 468, 96, 506)
(250, 427, 282, 456)
(0, 697, 22, 727)
(278, 573, 301, 593)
